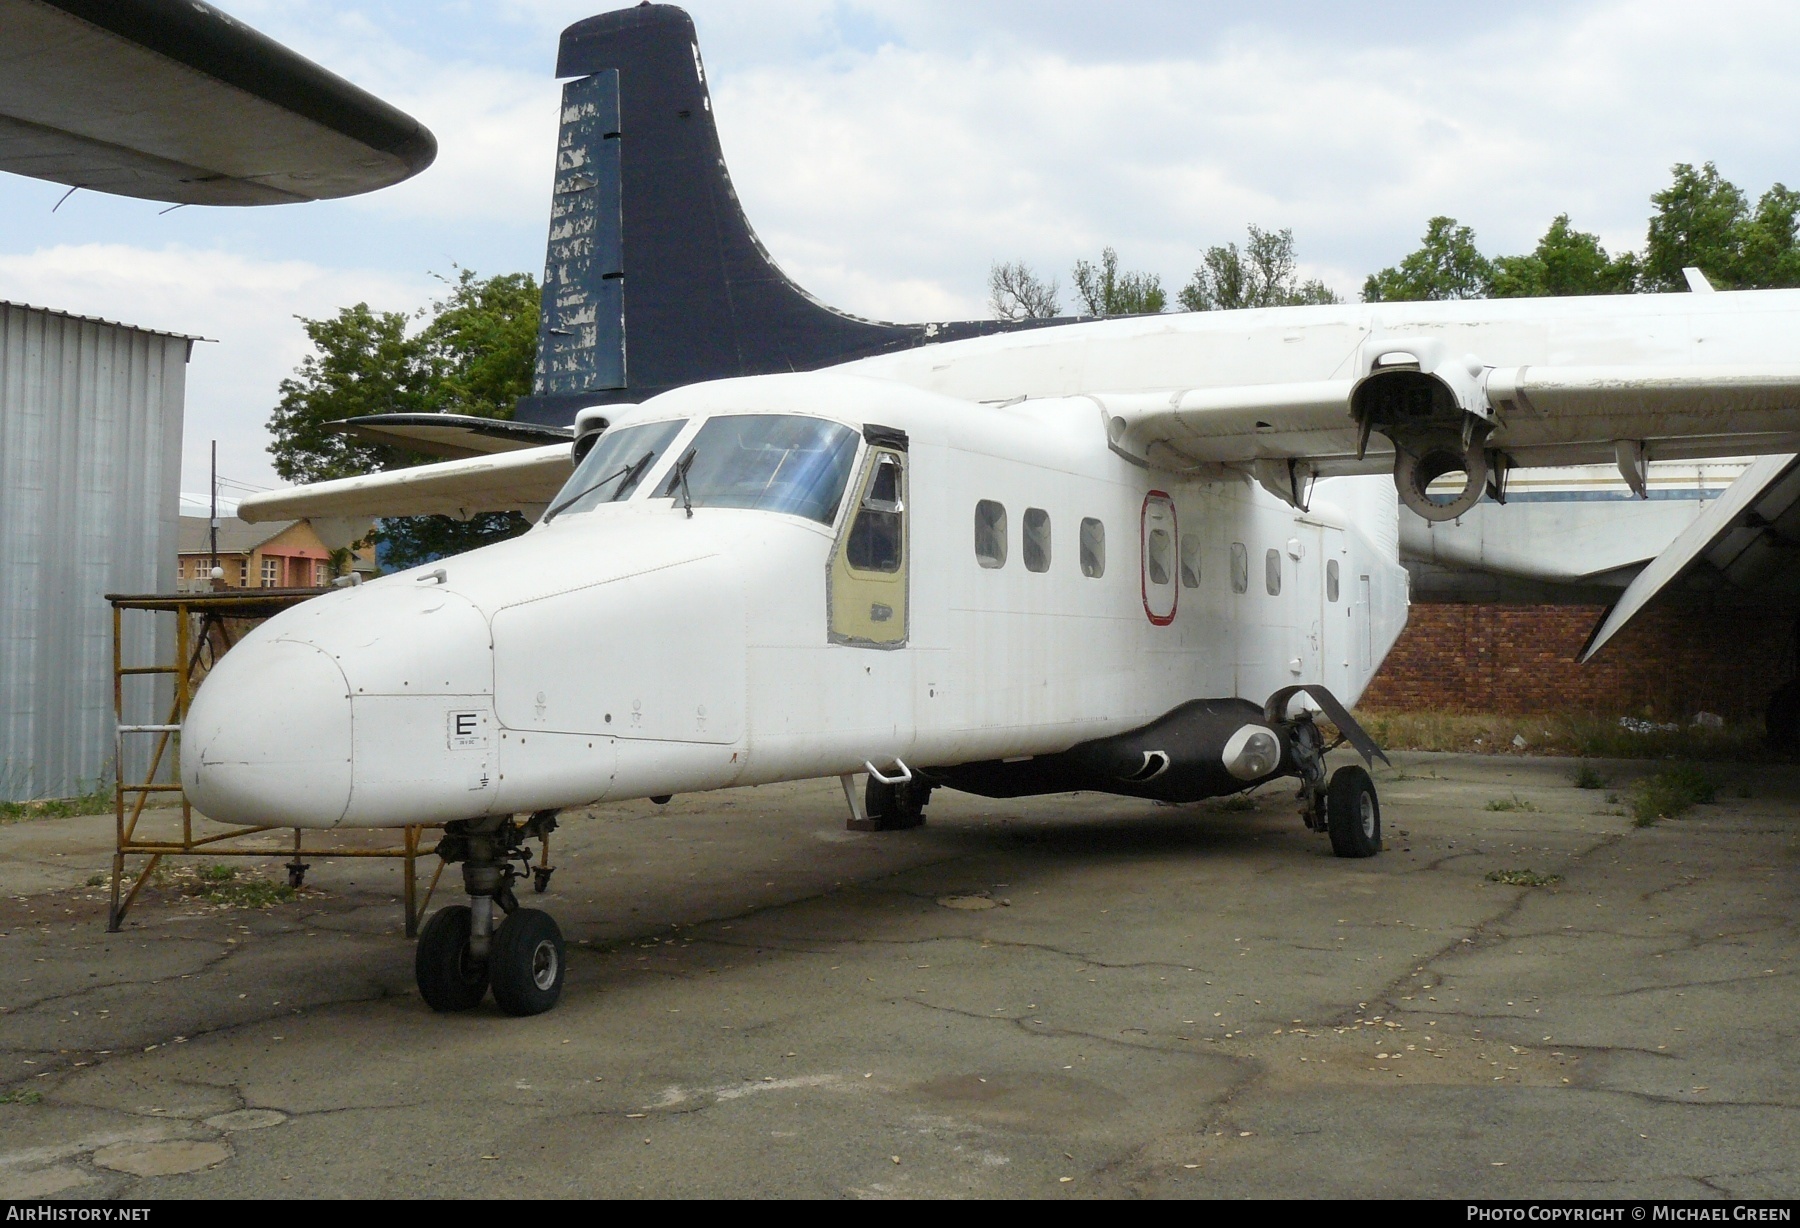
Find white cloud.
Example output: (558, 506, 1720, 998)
(0, 245, 431, 492)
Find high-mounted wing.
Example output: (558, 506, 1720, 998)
(1, 0, 436, 205)
(1098, 346, 1800, 521)
(236, 445, 572, 525)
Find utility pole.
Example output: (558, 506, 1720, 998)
(209, 440, 221, 590)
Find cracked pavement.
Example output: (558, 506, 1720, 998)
(0, 752, 1794, 1198)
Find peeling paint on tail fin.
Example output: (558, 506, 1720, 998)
(516, 4, 1053, 426)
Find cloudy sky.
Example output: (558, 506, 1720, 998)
(3, 0, 1797, 494)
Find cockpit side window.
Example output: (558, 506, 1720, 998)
(543, 418, 688, 521)
(655, 414, 861, 524)
(846, 453, 904, 572)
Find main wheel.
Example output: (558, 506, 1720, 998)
(489, 908, 566, 1016)
(416, 904, 488, 1012)
(1326, 765, 1381, 858)
(864, 777, 929, 830)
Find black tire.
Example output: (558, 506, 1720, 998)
(864, 777, 927, 830)
(1326, 765, 1381, 858)
(489, 908, 566, 1017)
(416, 904, 488, 1012)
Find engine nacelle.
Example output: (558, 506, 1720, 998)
(1352, 339, 1498, 523)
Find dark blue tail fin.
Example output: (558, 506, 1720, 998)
(516, 4, 1035, 426)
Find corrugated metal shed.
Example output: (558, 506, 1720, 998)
(0, 300, 196, 801)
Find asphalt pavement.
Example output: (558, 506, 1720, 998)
(0, 752, 1794, 1199)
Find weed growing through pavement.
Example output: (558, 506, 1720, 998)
(1486, 869, 1563, 888)
(182, 862, 295, 908)
(1631, 765, 1719, 826)
(0, 1089, 44, 1105)
(1570, 763, 1609, 790)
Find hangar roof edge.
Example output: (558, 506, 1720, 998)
(0, 299, 210, 343)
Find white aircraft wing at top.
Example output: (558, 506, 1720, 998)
(1100, 363, 1800, 471)
(1096, 356, 1800, 519)
(236, 444, 572, 525)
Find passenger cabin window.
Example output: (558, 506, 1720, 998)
(1230, 542, 1248, 594)
(1265, 547, 1282, 595)
(1023, 508, 1051, 573)
(975, 500, 1007, 568)
(544, 417, 688, 521)
(653, 414, 860, 523)
(1146, 528, 1173, 586)
(1327, 559, 1340, 602)
(846, 453, 903, 572)
(1080, 518, 1105, 577)
(1179, 533, 1202, 588)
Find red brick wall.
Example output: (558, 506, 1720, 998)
(1360, 600, 1793, 719)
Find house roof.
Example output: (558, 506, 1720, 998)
(177, 515, 296, 555)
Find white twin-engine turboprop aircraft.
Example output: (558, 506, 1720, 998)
(197, 286, 1800, 1015)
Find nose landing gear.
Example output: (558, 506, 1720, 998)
(417, 810, 566, 1015)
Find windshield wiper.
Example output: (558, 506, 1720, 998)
(672, 447, 697, 518)
(542, 450, 654, 523)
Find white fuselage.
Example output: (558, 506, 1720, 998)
(183, 374, 1407, 828)
(197, 287, 1800, 830)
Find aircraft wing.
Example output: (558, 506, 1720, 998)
(236, 445, 573, 525)
(1098, 364, 1800, 474)
(1579, 453, 1800, 661)
(333, 414, 574, 460)
(1, 0, 435, 205)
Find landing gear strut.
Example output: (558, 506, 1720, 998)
(417, 809, 566, 1015)
(1286, 708, 1383, 859)
(842, 766, 933, 831)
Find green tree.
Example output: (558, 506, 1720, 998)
(1362, 216, 1493, 302)
(267, 269, 541, 571)
(1071, 247, 1166, 316)
(1178, 225, 1340, 311)
(267, 304, 428, 486)
(1642, 162, 1800, 290)
(1490, 214, 1639, 297)
(417, 269, 542, 416)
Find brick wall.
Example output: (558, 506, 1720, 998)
(1361, 600, 1794, 719)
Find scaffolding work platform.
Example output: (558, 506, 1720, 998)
(105, 589, 443, 935)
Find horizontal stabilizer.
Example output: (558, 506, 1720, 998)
(1580, 453, 1800, 661)
(238, 445, 573, 525)
(333, 414, 573, 460)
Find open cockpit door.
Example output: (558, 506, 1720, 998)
(828, 431, 909, 648)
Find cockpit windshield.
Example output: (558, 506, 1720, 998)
(654, 415, 860, 525)
(542, 418, 688, 521)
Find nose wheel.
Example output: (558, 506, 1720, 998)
(418, 811, 567, 1015)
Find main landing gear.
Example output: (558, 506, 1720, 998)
(416, 809, 566, 1015)
(842, 762, 934, 831)
(1288, 713, 1382, 858)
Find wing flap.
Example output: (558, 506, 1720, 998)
(1580, 452, 1800, 661)
(238, 445, 572, 525)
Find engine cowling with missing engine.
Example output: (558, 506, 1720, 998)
(1352, 338, 1504, 523)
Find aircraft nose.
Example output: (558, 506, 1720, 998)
(183, 637, 354, 827)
